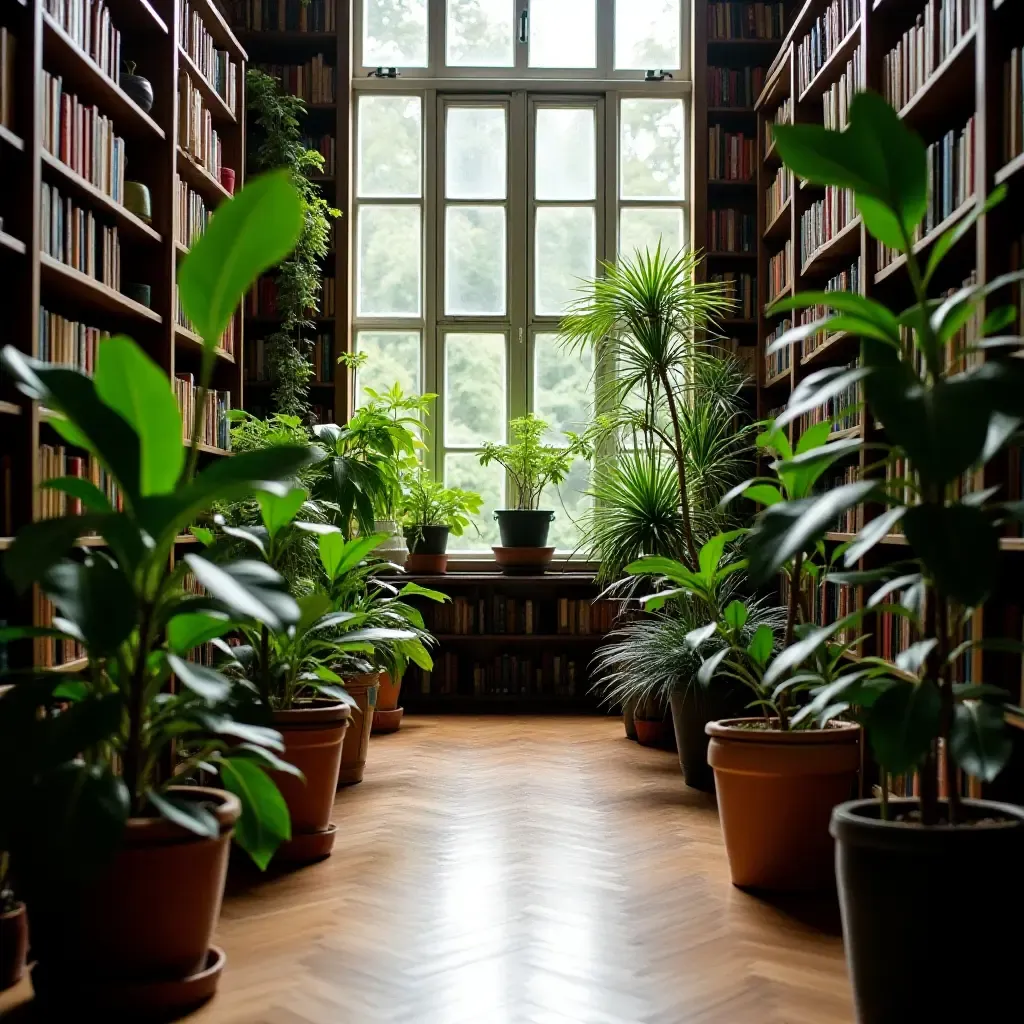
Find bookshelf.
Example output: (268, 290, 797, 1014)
(0, 0, 246, 670)
(753, 0, 1024, 775)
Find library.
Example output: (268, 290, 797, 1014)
(1, 1, 1023, 1021)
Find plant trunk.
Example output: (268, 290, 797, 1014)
(657, 367, 699, 570)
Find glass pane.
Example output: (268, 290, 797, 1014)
(357, 96, 422, 198)
(446, 0, 514, 67)
(446, 453, 502, 550)
(355, 331, 421, 406)
(619, 207, 685, 258)
(620, 98, 685, 200)
(541, 457, 591, 552)
(615, 0, 681, 70)
(535, 107, 595, 201)
(445, 207, 507, 315)
(363, 0, 427, 67)
(444, 333, 507, 445)
(535, 207, 595, 317)
(446, 107, 507, 199)
(357, 205, 422, 317)
(530, 0, 595, 68)
(533, 332, 593, 443)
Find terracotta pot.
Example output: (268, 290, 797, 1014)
(272, 701, 351, 862)
(492, 546, 555, 575)
(338, 672, 379, 785)
(669, 683, 747, 792)
(405, 552, 448, 574)
(706, 719, 860, 890)
(623, 696, 638, 740)
(23, 786, 238, 1012)
(372, 671, 403, 734)
(0, 901, 28, 991)
(634, 715, 674, 749)
(833, 798, 1024, 1023)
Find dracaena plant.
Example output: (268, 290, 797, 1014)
(0, 171, 315, 872)
(737, 91, 1024, 824)
(397, 467, 483, 538)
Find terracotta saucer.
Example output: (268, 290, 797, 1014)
(275, 823, 338, 864)
(372, 706, 404, 734)
(492, 546, 555, 574)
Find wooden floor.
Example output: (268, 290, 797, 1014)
(2, 717, 853, 1023)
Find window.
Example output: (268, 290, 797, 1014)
(353, 1, 691, 554)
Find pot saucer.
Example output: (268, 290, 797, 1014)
(275, 823, 338, 864)
(372, 706, 404, 734)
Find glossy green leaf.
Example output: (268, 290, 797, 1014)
(795, 421, 833, 456)
(3, 515, 107, 592)
(894, 639, 937, 674)
(697, 647, 730, 687)
(219, 756, 291, 870)
(748, 624, 774, 667)
(867, 680, 941, 775)
(39, 476, 113, 513)
(685, 622, 718, 649)
(843, 506, 907, 565)
(147, 790, 219, 838)
(257, 486, 307, 539)
(776, 366, 871, 430)
(167, 612, 233, 655)
(723, 600, 748, 630)
(183, 555, 297, 631)
(41, 557, 136, 657)
(167, 655, 231, 702)
(924, 186, 1006, 285)
(950, 701, 1012, 782)
(767, 290, 901, 340)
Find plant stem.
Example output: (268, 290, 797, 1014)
(260, 623, 272, 709)
(657, 367, 699, 570)
(784, 553, 803, 648)
(124, 602, 154, 815)
(920, 581, 940, 826)
(935, 594, 960, 823)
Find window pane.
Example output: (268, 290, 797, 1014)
(445, 207, 507, 315)
(357, 96, 422, 198)
(445, 453, 502, 550)
(620, 98, 685, 200)
(541, 458, 591, 552)
(530, 0, 595, 68)
(446, 0, 514, 66)
(534, 332, 593, 443)
(363, 0, 427, 67)
(357, 205, 422, 317)
(446, 107, 507, 199)
(535, 207, 595, 316)
(619, 207, 685, 258)
(355, 331, 421, 405)
(615, 0, 681, 70)
(535, 107, 595, 201)
(444, 333, 507, 445)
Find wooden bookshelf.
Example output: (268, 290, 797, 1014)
(0, 0, 246, 671)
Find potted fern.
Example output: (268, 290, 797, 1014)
(398, 467, 483, 573)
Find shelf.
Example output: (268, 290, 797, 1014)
(176, 148, 232, 205)
(0, 229, 27, 256)
(185, 0, 247, 61)
(764, 135, 779, 163)
(178, 46, 236, 123)
(174, 325, 236, 363)
(0, 401, 22, 416)
(801, 331, 856, 367)
(40, 150, 162, 245)
(824, 532, 857, 543)
(995, 151, 1024, 188)
(42, 13, 166, 143)
(1000, 537, 1024, 552)
(764, 367, 791, 388)
(764, 198, 791, 241)
(800, 217, 862, 278)
(707, 106, 756, 117)
(175, 240, 189, 257)
(828, 424, 861, 442)
(797, 21, 862, 105)
(765, 282, 793, 310)
(873, 198, 975, 285)
(191, 441, 232, 456)
(39, 255, 164, 324)
(897, 27, 976, 132)
(0, 536, 12, 550)
(106, 0, 169, 35)
(432, 634, 604, 645)
(52, 657, 88, 674)
(400, 572, 596, 586)
(0, 124, 25, 152)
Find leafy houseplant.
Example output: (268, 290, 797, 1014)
(397, 467, 483, 573)
(0, 171, 311, 1011)
(742, 90, 1024, 1016)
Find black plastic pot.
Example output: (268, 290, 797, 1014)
(121, 73, 154, 113)
(832, 798, 1024, 1022)
(494, 509, 554, 547)
(404, 525, 449, 555)
(669, 683, 746, 791)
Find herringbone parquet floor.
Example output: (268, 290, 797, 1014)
(2, 716, 854, 1023)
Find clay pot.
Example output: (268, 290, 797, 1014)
(706, 718, 860, 890)
(23, 786, 238, 1013)
(405, 552, 448, 573)
(0, 901, 28, 991)
(833, 798, 1024, 1023)
(338, 672, 379, 785)
(372, 671, 403, 734)
(634, 713, 675, 750)
(492, 546, 555, 575)
(669, 683, 747, 792)
(623, 696, 638, 740)
(272, 701, 351, 862)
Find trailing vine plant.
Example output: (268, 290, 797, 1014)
(246, 68, 339, 420)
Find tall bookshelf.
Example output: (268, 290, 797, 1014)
(0, 0, 246, 671)
(228, 0, 348, 425)
(753, 0, 1024, 786)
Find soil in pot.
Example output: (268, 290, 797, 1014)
(707, 719, 860, 890)
(669, 683, 747, 792)
(494, 509, 554, 548)
(372, 671, 404, 734)
(832, 797, 1024, 1023)
(338, 672, 379, 785)
(1, 902, 28, 991)
(272, 701, 351, 862)
(20, 786, 238, 1014)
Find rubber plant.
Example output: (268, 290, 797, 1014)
(247, 68, 339, 419)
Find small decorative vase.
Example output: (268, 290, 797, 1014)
(219, 167, 236, 194)
(373, 520, 409, 565)
(123, 181, 152, 223)
(124, 284, 152, 308)
(120, 73, 154, 113)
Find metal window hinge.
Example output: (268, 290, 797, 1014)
(518, 9, 529, 44)
(370, 66, 399, 78)
(644, 69, 674, 82)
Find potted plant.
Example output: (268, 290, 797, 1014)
(478, 414, 591, 573)
(744, 91, 1024, 1017)
(397, 467, 483, 573)
(0, 853, 27, 992)
(0, 173, 312, 1014)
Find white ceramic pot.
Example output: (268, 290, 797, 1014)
(373, 520, 409, 563)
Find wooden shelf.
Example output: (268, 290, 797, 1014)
(764, 366, 791, 388)
(797, 21, 862, 105)
(0, 229, 27, 256)
(0, 536, 13, 550)
(801, 331, 855, 367)
(828, 424, 862, 442)
(1000, 537, 1024, 553)
(185, 0, 247, 60)
(995, 151, 1024, 188)
(107, 0, 169, 35)
(708, 106, 756, 116)
(765, 282, 794, 310)
(176, 148, 232, 205)
(178, 46, 236, 123)
(0, 401, 22, 416)
(175, 240, 189, 257)
(174, 325, 236, 363)
(764, 198, 791, 240)
(52, 657, 88, 674)
(897, 27, 976, 132)
(39, 255, 164, 323)
(873, 198, 975, 285)
(39, 150, 162, 245)
(192, 441, 232, 456)
(800, 217, 862, 277)
(0, 124, 25, 152)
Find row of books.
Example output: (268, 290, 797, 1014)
(809, 579, 857, 640)
(230, 0, 338, 33)
(39, 443, 121, 518)
(41, 183, 120, 287)
(178, 0, 238, 115)
(882, 0, 976, 113)
(707, 207, 755, 253)
(174, 375, 232, 451)
(41, 72, 126, 204)
(877, 115, 975, 270)
(414, 654, 583, 699)
(706, 65, 766, 109)
(44, 0, 121, 84)
(766, 96, 792, 155)
(723, 337, 757, 377)
(800, 259, 861, 359)
(175, 285, 238, 356)
(800, 185, 856, 268)
(256, 56, 335, 105)
(0, 27, 14, 131)
(819, 465, 861, 535)
(897, 270, 978, 379)
(711, 271, 755, 320)
(178, 70, 223, 177)
(421, 597, 616, 637)
(246, 275, 335, 317)
(1004, 48, 1024, 166)
(822, 46, 861, 132)
(764, 317, 792, 380)
(707, 2, 784, 41)
(301, 133, 335, 175)
(38, 308, 109, 373)
(35, 592, 85, 668)
(708, 127, 755, 182)
(765, 165, 791, 226)
(767, 239, 792, 303)
(175, 178, 211, 250)
(243, 333, 333, 383)
(796, 0, 860, 95)
(796, 359, 860, 435)
(877, 608, 913, 663)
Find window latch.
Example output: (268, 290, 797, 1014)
(644, 69, 674, 82)
(370, 66, 399, 78)
(518, 9, 529, 44)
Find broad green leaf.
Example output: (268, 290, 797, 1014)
(3, 514, 108, 592)
(795, 420, 833, 456)
(685, 622, 718, 649)
(219, 756, 291, 870)
(183, 555, 298, 631)
(179, 170, 304, 345)
(950, 701, 1012, 783)
(748, 624, 774, 667)
(776, 366, 871, 430)
(763, 612, 863, 688)
(843, 506, 907, 565)
(982, 305, 1017, 336)
(147, 790, 219, 838)
(39, 476, 113, 513)
(718, 478, 780, 509)
(867, 680, 941, 775)
(767, 290, 901, 340)
(41, 558, 136, 657)
(756, 424, 794, 461)
(866, 573, 924, 610)
(397, 582, 449, 603)
(895, 639, 937, 674)
(723, 600, 748, 630)
(257, 486, 307, 539)
(924, 186, 1006, 285)
(698, 533, 728, 579)
(774, 436, 865, 499)
(167, 655, 231, 702)
(297, 591, 332, 632)
(697, 647, 730, 687)
(167, 612, 233, 655)
(233, 743, 305, 779)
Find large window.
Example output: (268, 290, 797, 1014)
(353, 0, 691, 553)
